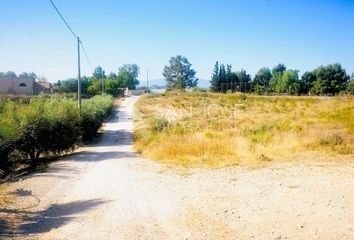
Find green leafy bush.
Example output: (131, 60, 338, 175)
(0, 102, 23, 174)
(347, 80, 354, 95)
(80, 94, 114, 140)
(151, 118, 169, 132)
(17, 97, 81, 164)
(0, 94, 114, 174)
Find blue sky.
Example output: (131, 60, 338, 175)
(0, 0, 353, 84)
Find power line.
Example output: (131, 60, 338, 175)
(49, 0, 93, 68)
(49, 0, 78, 39)
(80, 41, 93, 68)
(49, 0, 85, 109)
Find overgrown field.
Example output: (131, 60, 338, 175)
(134, 92, 354, 167)
(0, 94, 114, 176)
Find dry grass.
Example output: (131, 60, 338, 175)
(134, 91, 354, 167)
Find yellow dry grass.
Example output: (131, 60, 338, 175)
(134, 91, 354, 167)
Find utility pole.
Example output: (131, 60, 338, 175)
(101, 70, 105, 94)
(77, 37, 82, 109)
(146, 69, 149, 93)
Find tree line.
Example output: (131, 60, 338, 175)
(210, 62, 353, 95)
(162, 55, 354, 95)
(55, 64, 140, 97)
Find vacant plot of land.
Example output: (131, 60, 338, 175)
(0, 96, 353, 240)
(134, 92, 354, 167)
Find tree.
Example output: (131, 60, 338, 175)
(219, 64, 226, 91)
(254, 67, 272, 86)
(299, 71, 316, 95)
(270, 64, 287, 92)
(81, 76, 91, 95)
(108, 72, 117, 79)
(311, 63, 349, 95)
(210, 61, 220, 92)
(93, 66, 106, 79)
(225, 64, 232, 83)
(117, 71, 136, 89)
(118, 64, 140, 89)
(87, 78, 101, 95)
(119, 64, 139, 80)
(272, 64, 286, 76)
(163, 55, 198, 90)
(56, 79, 77, 93)
(104, 79, 123, 97)
(235, 69, 251, 93)
(276, 70, 300, 94)
(4, 71, 17, 78)
(19, 72, 37, 80)
(347, 79, 354, 95)
(210, 62, 239, 93)
(236, 69, 251, 83)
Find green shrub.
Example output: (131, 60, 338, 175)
(0, 102, 23, 175)
(17, 96, 81, 164)
(320, 134, 343, 146)
(80, 94, 114, 140)
(347, 80, 354, 95)
(0, 94, 114, 172)
(151, 118, 169, 132)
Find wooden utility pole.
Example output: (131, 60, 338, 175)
(77, 37, 82, 109)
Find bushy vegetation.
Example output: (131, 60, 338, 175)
(163, 55, 198, 90)
(55, 64, 139, 97)
(134, 92, 354, 167)
(16, 97, 81, 164)
(0, 94, 114, 176)
(209, 62, 352, 96)
(81, 94, 114, 140)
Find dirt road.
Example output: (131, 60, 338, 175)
(1, 96, 353, 240)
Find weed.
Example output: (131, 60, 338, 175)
(134, 93, 354, 167)
(320, 134, 343, 146)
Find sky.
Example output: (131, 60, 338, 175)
(0, 0, 354, 85)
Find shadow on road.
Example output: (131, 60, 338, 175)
(0, 191, 107, 238)
(85, 129, 134, 147)
(0, 102, 136, 238)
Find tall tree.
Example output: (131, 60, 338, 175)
(225, 64, 232, 83)
(270, 64, 287, 92)
(311, 63, 349, 95)
(235, 69, 252, 93)
(56, 79, 78, 93)
(219, 64, 226, 91)
(347, 79, 354, 95)
(299, 71, 316, 95)
(118, 64, 140, 89)
(117, 71, 136, 89)
(93, 66, 106, 79)
(210, 61, 220, 92)
(254, 67, 272, 86)
(236, 69, 251, 82)
(3, 71, 17, 78)
(272, 64, 287, 76)
(276, 70, 300, 94)
(163, 55, 198, 90)
(119, 64, 140, 80)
